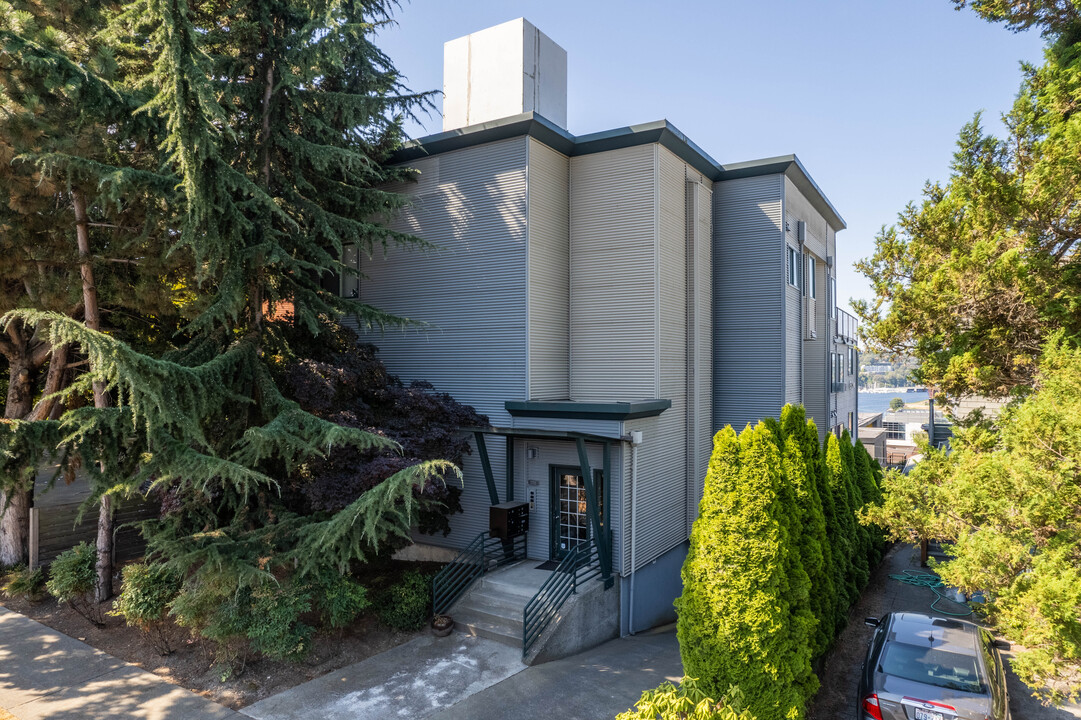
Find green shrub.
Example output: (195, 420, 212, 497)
(616, 678, 756, 720)
(309, 567, 370, 630)
(377, 569, 429, 630)
(676, 423, 813, 720)
(171, 573, 313, 677)
(46, 542, 102, 626)
(2, 565, 45, 601)
(112, 563, 181, 654)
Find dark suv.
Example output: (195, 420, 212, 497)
(858, 612, 1010, 720)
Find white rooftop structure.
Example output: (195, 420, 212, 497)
(442, 18, 568, 132)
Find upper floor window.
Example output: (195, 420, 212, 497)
(787, 246, 800, 289)
(884, 422, 905, 441)
(806, 256, 817, 299)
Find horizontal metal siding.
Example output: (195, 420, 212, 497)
(527, 139, 571, 400)
(620, 415, 664, 574)
(643, 147, 690, 563)
(362, 137, 528, 426)
(507, 415, 622, 437)
(785, 281, 802, 405)
(784, 176, 828, 259)
(569, 144, 657, 402)
(412, 436, 507, 550)
(689, 176, 713, 526)
(804, 257, 830, 436)
(712, 175, 785, 433)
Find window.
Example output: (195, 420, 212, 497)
(806, 256, 817, 298)
(787, 246, 800, 288)
(848, 412, 854, 432)
(832, 353, 843, 384)
(340, 244, 360, 298)
(829, 276, 837, 319)
(884, 422, 905, 440)
(849, 348, 856, 373)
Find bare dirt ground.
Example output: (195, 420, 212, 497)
(807, 543, 1081, 720)
(0, 562, 437, 710)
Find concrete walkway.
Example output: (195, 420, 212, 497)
(243, 627, 682, 720)
(0, 606, 243, 720)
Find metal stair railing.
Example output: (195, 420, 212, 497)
(522, 537, 602, 658)
(432, 531, 527, 616)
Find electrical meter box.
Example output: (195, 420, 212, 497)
(489, 501, 529, 540)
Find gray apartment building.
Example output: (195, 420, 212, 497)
(342, 19, 859, 662)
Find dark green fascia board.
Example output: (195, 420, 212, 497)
(394, 112, 575, 162)
(392, 113, 844, 231)
(393, 113, 719, 179)
(504, 399, 671, 421)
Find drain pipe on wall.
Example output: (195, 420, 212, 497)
(627, 430, 643, 635)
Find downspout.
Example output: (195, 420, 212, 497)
(628, 430, 643, 635)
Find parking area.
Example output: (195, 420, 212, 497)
(807, 543, 1081, 720)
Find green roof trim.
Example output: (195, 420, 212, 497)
(504, 399, 672, 421)
(392, 112, 845, 231)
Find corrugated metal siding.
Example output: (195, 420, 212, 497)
(783, 177, 840, 439)
(649, 147, 690, 562)
(784, 177, 827, 259)
(365, 137, 529, 550)
(412, 435, 508, 550)
(569, 144, 657, 402)
(785, 280, 802, 406)
(362, 137, 529, 426)
(527, 139, 571, 400)
(804, 256, 830, 436)
(712, 175, 785, 433)
(688, 176, 713, 527)
(507, 415, 622, 437)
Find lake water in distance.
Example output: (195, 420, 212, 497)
(859, 389, 930, 413)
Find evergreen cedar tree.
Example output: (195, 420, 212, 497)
(865, 339, 1081, 701)
(857, 0, 1081, 703)
(0, 0, 474, 656)
(0, 1, 185, 569)
(676, 405, 884, 720)
(855, 1, 1081, 399)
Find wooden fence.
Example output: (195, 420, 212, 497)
(29, 498, 160, 569)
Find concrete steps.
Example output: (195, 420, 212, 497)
(450, 561, 548, 649)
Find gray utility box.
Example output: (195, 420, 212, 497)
(489, 501, 529, 540)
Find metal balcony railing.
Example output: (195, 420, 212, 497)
(834, 308, 859, 344)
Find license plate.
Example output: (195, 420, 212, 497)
(913, 709, 943, 720)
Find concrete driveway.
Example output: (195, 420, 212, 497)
(243, 626, 681, 720)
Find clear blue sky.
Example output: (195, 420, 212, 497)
(375, 0, 1047, 314)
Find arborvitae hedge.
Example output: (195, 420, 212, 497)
(780, 407, 834, 658)
(676, 423, 810, 720)
(676, 407, 889, 720)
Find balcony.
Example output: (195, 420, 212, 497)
(834, 308, 858, 345)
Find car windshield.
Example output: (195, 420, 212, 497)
(879, 642, 985, 693)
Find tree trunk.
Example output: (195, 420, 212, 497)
(0, 351, 34, 566)
(74, 190, 113, 602)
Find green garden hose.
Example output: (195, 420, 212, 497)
(889, 569, 973, 617)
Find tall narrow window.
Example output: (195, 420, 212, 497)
(806, 256, 817, 298)
(787, 246, 800, 288)
(341, 244, 360, 298)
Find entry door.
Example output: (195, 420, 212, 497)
(549, 466, 603, 560)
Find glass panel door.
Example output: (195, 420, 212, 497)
(548, 466, 603, 560)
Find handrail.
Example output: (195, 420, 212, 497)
(432, 531, 527, 616)
(522, 537, 602, 658)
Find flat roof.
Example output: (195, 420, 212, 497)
(393, 112, 846, 231)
